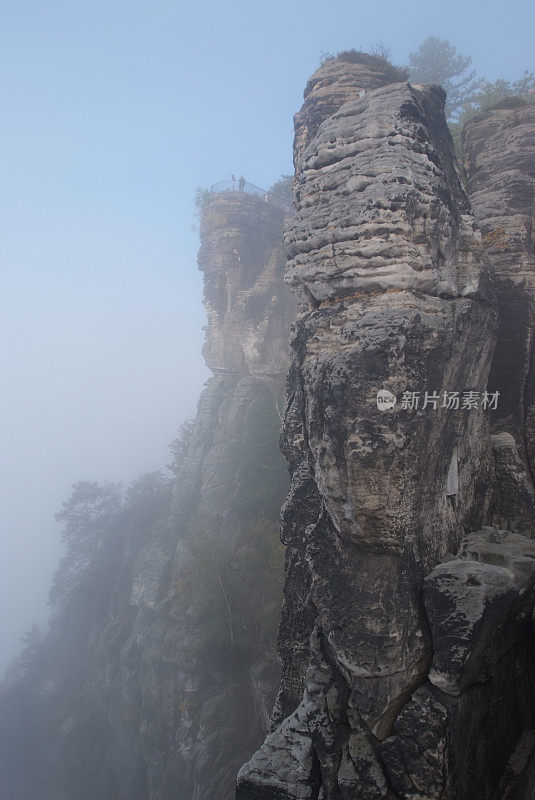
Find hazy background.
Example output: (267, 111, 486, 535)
(1, 0, 533, 674)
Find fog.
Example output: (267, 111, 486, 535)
(1, 0, 532, 674)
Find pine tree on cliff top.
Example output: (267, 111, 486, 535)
(409, 36, 478, 120)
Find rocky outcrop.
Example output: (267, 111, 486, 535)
(200, 193, 292, 382)
(424, 528, 535, 698)
(0, 190, 294, 800)
(292, 53, 407, 164)
(463, 102, 535, 535)
(408, 527, 535, 800)
(238, 56, 534, 800)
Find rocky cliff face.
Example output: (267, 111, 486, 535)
(463, 102, 535, 536)
(112, 192, 294, 800)
(200, 193, 292, 380)
(237, 57, 535, 800)
(0, 190, 294, 800)
(2, 57, 534, 800)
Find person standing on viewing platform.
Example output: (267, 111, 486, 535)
(238, 174, 245, 192)
(231, 173, 236, 190)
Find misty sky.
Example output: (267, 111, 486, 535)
(1, 0, 533, 674)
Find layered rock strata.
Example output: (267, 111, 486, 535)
(463, 102, 535, 535)
(237, 58, 535, 800)
(292, 53, 408, 164)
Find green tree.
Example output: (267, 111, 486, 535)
(459, 71, 535, 124)
(409, 36, 478, 120)
(194, 186, 210, 211)
(4, 624, 43, 683)
(267, 175, 293, 209)
(125, 470, 171, 509)
(169, 419, 196, 477)
(50, 481, 123, 604)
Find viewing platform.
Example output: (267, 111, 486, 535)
(209, 179, 292, 213)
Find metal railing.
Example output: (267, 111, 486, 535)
(209, 179, 292, 212)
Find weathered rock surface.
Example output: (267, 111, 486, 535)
(420, 527, 535, 800)
(425, 556, 519, 696)
(238, 57, 535, 800)
(458, 526, 535, 591)
(489, 432, 535, 537)
(379, 684, 448, 800)
(463, 103, 535, 531)
(200, 193, 292, 382)
(357, 525, 535, 800)
(288, 82, 491, 305)
(293, 53, 408, 165)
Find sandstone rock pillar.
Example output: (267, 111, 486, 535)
(237, 56, 497, 800)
